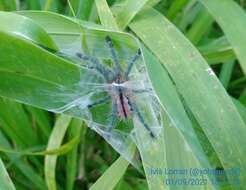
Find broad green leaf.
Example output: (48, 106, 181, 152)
(17, 11, 82, 34)
(0, 31, 90, 111)
(130, 8, 246, 188)
(0, 158, 16, 190)
(0, 11, 57, 50)
(89, 156, 129, 190)
(45, 115, 72, 190)
(199, 0, 246, 75)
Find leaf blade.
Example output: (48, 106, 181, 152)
(199, 0, 246, 75)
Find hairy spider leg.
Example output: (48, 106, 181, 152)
(124, 49, 141, 80)
(105, 36, 122, 78)
(132, 89, 152, 93)
(128, 100, 155, 138)
(76, 52, 114, 82)
(87, 95, 111, 108)
(107, 102, 118, 132)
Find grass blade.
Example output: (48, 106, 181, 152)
(199, 0, 246, 75)
(68, 0, 94, 20)
(89, 156, 129, 190)
(186, 8, 213, 45)
(94, 0, 118, 30)
(0, 131, 46, 189)
(66, 118, 83, 190)
(45, 115, 72, 190)
(112, 0, 149, 30)
(0, 158, 16, 190)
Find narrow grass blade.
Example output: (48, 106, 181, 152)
(232, 98, 246, 123)
(112, 0, 149, 30)
(0, 158, 16, 190)
(66, 118, 83, 190)
(0, 131, 46, 189)
(219, 60, 235, 89)
(198, 37, 236, 65)
(25, 106, 52, 141)
(25, 0, 41, 10)
(167, 0, 188, 20)
(89, 156, 129, 190)
(0, 134, 80, 156)
(186, 8, 213, 45)
(130, 8, 246, 188)
(45, 115, 72, 190)
(68, 0, 94, 20)
(94, 0, 118, 30)
(0, 99, 38, 147)
(199, 0, 246, 75)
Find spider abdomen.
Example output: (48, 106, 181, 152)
(117, 93, 131, 119)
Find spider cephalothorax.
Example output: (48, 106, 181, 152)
(76, 36, 155, 138)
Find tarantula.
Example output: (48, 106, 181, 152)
(76, 36, 155, 138)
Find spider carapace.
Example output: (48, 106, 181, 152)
(76, 36, 155, 138)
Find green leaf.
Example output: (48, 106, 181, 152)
(0, 134, 80, 156)
(219, 60, 235, 89)
(89, 156, 129, 190)
(0, 11, 57, 50)
(141, 47, 215, 189)
(167, 0, 188, 20)
(0, 158, 16, 190)
(0, 0, 17, 11)
(94, 0, 119, 30)
(66, 118, 83, 190)
(198, 37, 236, 65)
(112, 0, 149, 30)
(186, 8, 214, 45)
(199, 0, 246, 75)
(68, 0, 95, 20)
(45, 115, 72, 190)
(0, 131, 46, 189)
(129, 8, 246, 188)
(0, 99, 38, 147)
(25, 106, 52, 141)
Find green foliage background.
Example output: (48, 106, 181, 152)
(0, 0, 246, 190)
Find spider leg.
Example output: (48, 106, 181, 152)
(87, 96, 111, 108)
(76, 52, 114, 82)
(132, 88, 152, 94)
(105, 36, 122, 77)
(128, 100, 155, 138)
(107, 102, 117, 132)
(124, 49, 141, 80)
